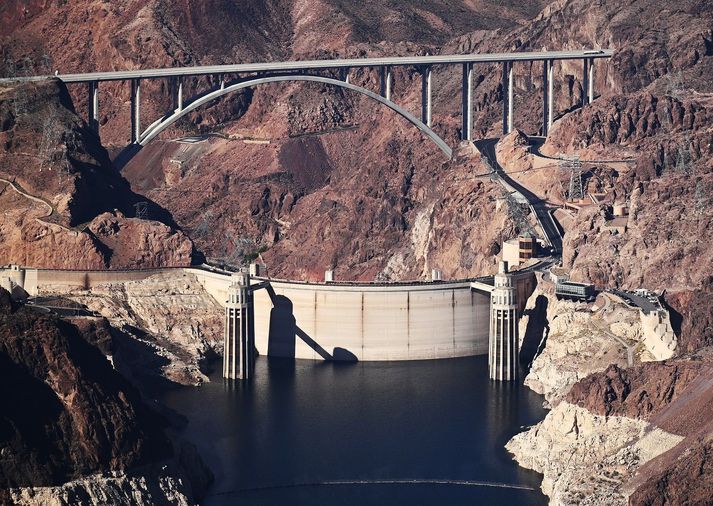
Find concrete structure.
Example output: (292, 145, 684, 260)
(502, 239, 521, 267)
(613, 202, 629, 217)
(249, 262, 263, 277)
(0, 266, 174, 296)
(2, 50, 612, 164)
(224, 269, 255, 379)
(640, 309, 677, 361)
(609, 289, 677, 361)
(548, 267, 570, 285)
(502, 233, 538, 267)
(555, 280, 597, 302)
(250, 277, 491, 361)
(489, 262, 519, 381)
(4, 265, 535, 372)
(0, 265, 27, 300)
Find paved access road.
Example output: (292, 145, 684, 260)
(476, 139, 563, 256)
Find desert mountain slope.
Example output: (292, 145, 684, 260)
(0, 80, 194, 269)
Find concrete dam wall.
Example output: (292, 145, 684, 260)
(4, 266, 499, 362)
(185, 268, 491, 361)
(254, 280, 490, 361)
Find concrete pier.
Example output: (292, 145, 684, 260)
(224, 269, 255, 380)
(582, 58, 590, 106)
(488, 261, 519, 381)
(588, 59, 595, 103)
(421, 67, 432, 127)
(502, 62, 514, 135)
(87, 81, 99, 134)
(461, 63, 473, 140)
(380, 66, 392, 100)
(130, 79, 141, 143)
(507, 62, 514, 134)
(547, 60, 554, 131)
(176, 77, 183, 112)
(386, 66, 392, 100)
(541, 61, 549, 136)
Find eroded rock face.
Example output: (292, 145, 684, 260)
(520, 287, 637, 405)
(63, 272, 223, 386)
(544, 92, 713, 178)
(629, 434, 713, 506)
(506, 401, 683, 505)
(510, 349, 713, 505)
(566, 362, 703, 419)
(0, 80, 195, 269)
(0, 288, 213, 504)
(0, 289, 172, 489)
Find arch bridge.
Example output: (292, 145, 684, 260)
(4, 50, 612, 161)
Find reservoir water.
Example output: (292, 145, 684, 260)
(158, 355, 548, 505)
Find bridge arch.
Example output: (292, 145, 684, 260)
(138, 74, 453, 159)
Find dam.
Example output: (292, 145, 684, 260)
(1, 264, 534, 368)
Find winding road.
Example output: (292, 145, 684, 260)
(476, 139, 563, 256)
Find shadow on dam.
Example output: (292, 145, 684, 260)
(267, 294, 358, 363)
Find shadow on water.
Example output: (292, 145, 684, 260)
(267, 294, 358, 363)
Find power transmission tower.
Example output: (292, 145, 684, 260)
(663, 71, 693, 175)
(501, 189, 536, 238)
(191, 210, 213, 239)
(134, 201, 148, 219)
(561, 155, 583, 201)
(694, 181, 707, 216)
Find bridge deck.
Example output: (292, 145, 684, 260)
(2, 50, 612, 83)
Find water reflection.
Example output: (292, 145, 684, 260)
(159, 356, 548, 505)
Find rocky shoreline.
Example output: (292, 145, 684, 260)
(509, 276, 713, 504)
(0, 288, 213, 505)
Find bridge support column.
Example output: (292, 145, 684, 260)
(582, 58, 590, 106)
(176, 77, 183, 112)
(507, 62, 514, 134)
(220, 74, 225, 90)
(461, 63, 472, 141)
(380, 66, 392, 100)
(87, 81, 99, 135)
(130, 79, 141, 143)
(502, 61, 513, 135)
(421, 66, 432, 127)
(224, 269, 255, 380)
(340, 67, 350, 84)
(489, 261, 519, 381)
(588, 59, 595, 103)
(548, 60, 554, 131)
(542, 60, 552, 137)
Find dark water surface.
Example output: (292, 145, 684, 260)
(158, 356, 548, 505)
